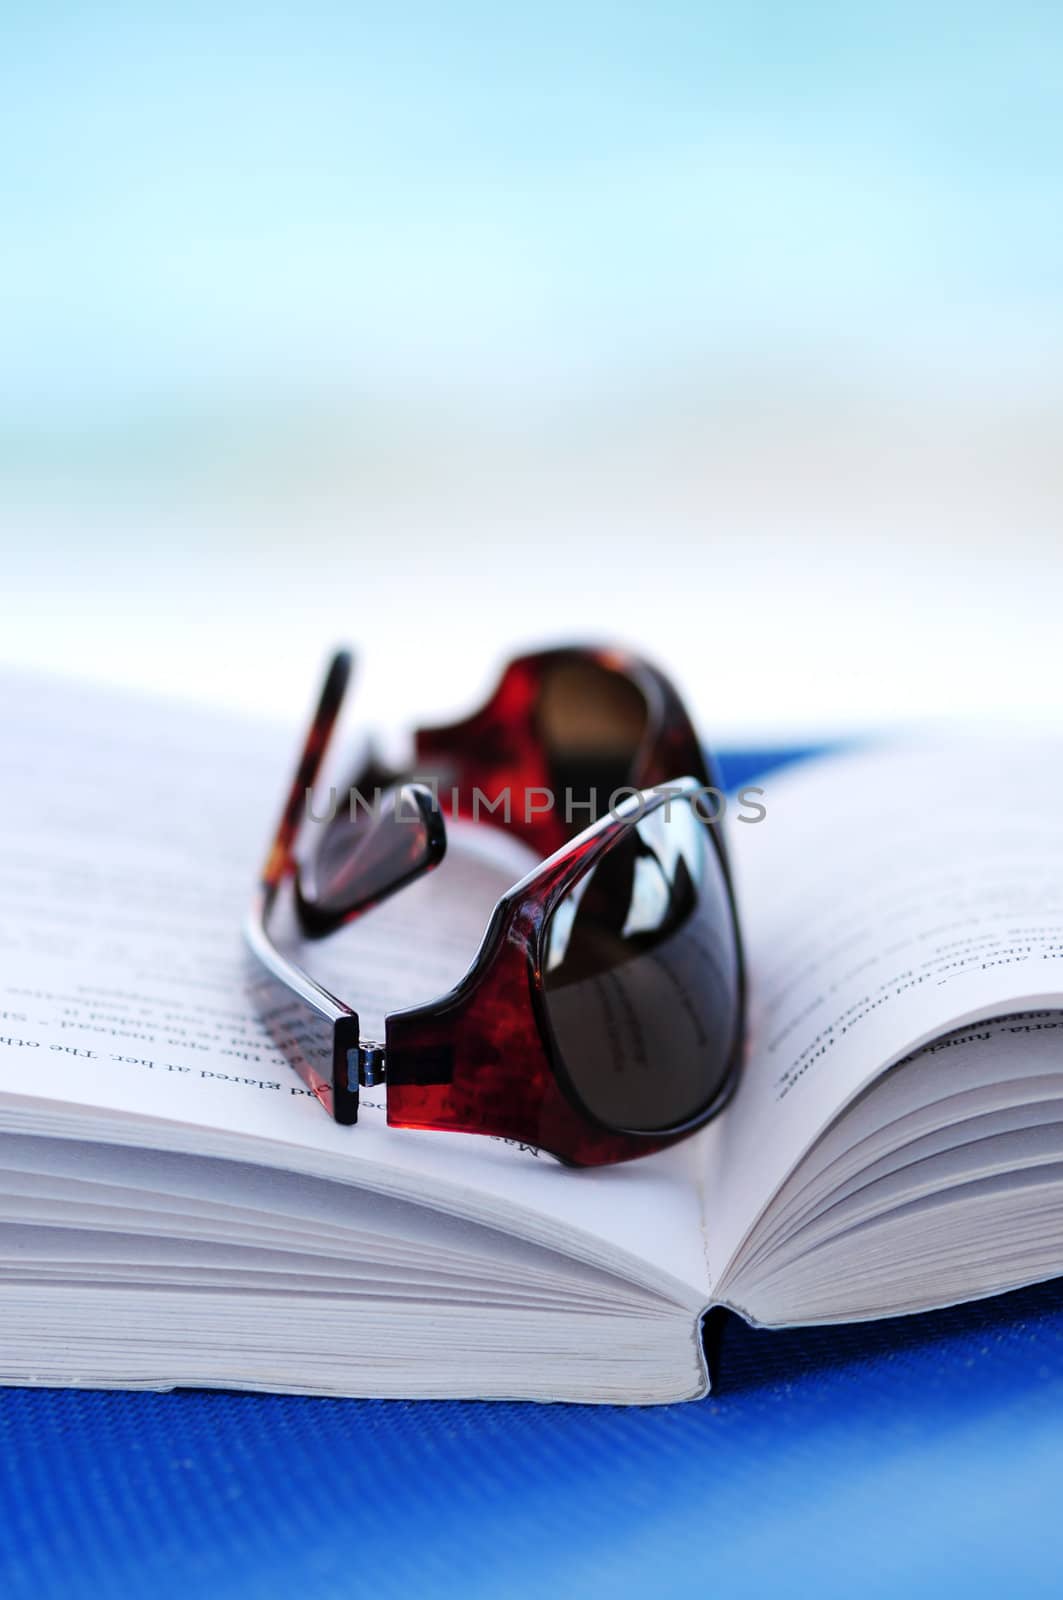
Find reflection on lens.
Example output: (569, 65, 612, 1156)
(541, 797, 740, 1133)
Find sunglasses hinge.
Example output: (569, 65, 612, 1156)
(350, 1041, 387, 1089)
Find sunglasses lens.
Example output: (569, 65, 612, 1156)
(540, 797, 740, 1134)
(536, 657, 649, 833)
(302, 785, 442, 926)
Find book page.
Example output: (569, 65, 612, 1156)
(0, 671, 709, 1306)
(701, 739, 1063, 1282)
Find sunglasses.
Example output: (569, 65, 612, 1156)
(245, 646, 745, 1166)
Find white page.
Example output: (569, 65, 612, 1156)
(0, 671, 709, 1306)
(701, 738, 1063, 1282)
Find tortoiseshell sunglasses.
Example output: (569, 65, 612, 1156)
(245, 646, 745, 1167)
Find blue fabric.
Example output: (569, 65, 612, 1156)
(3, 747, 1061, 1600)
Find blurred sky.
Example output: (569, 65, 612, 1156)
(1, 3, 1060, 738)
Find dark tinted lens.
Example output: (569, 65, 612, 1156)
(300, 785, 442, 930)
(315, 791, 433, 915)
(537, 657, 648, 758)
(540, 797, 740, 1133)
(536, 658, 649, 836)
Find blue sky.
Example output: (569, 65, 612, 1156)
(1, 5, 1060, 737)
(2, 2, 1061, 439)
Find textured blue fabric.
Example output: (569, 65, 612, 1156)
(3, 747, 1061, 1600)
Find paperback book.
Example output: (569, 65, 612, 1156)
(1, 671, 1061, 1402)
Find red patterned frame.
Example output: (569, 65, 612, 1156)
(413, 643, 728, 861)
(245, 647, 744, 1166)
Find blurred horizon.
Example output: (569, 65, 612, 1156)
(2, 2, 1060, 738)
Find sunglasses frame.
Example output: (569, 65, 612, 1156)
(245, 647, 745, 1166)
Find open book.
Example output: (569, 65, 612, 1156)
(2, 669, 1062, 1403)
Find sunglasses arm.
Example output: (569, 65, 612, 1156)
(259, 649, 352, 896)
(245, 649, 385, 1122)
(244, 887, 387, 1122)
